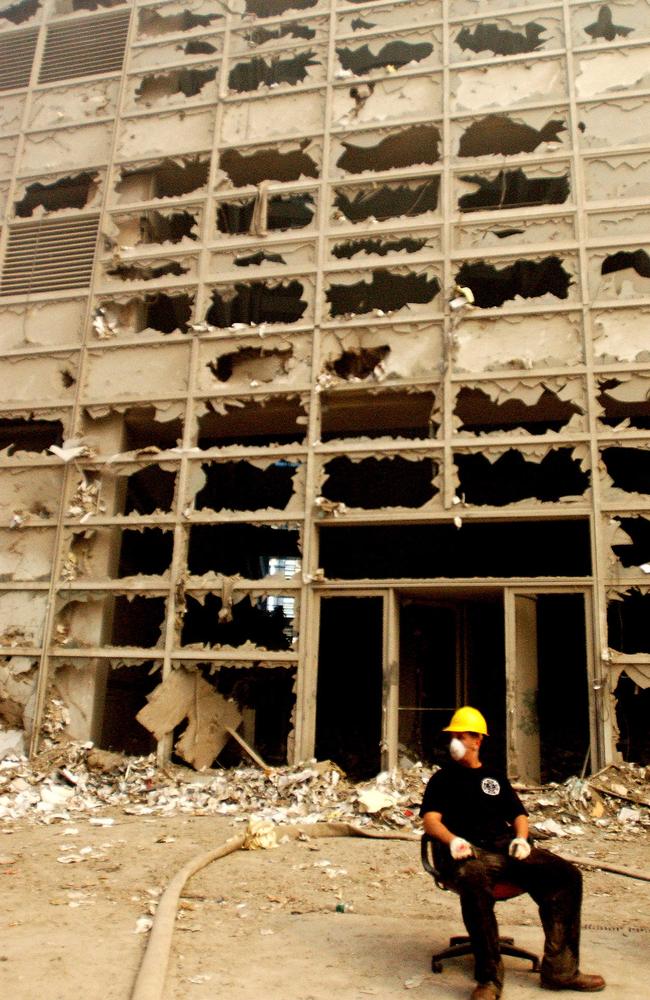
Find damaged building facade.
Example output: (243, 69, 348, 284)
(0, 0, 649, 779)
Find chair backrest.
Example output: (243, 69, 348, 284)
(420, 833, 525, 901)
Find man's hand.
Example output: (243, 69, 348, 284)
(509, 837, 531, 860)
(449, 836, 473, 860)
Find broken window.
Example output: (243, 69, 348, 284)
(584, 6, 633, 42)
(336, 124, 440, 173)
(601, 249, 650, 280)
(217, 192, 315, 235)
(138, 7, 222, 38)
(205, 281, 308, 327)
(333, 177, 439, 222)
(454, 385, 583, 435)
(111, 595, 166, 648)
(336, 38, 433, 75)
(327, 269, 439, 317)
(219, 143, 319, 187)
(458, 114, 566, 157)
(39, 10, 130, 83)
(0, 416, 63, 455)
(601, 447, 650, 495)
(187, 523, 300, 579)
(325, 344, 389, 381)
(456, 21, 547, 56)
(320, 389, 437, 441)
(319, 520, 591, 579)
(134, 65, 218, 104)
(116, 527, 174, 578)
(181, 593, 295, 651)
(244, 0, 317, 17)
(100, 661, 158, 756)
(14, 172, 100, 218)
(210, 665, 295, 766)
(454, 448, 589, 505)
(105, 260, 191, 282)
(614, 672, 650, 764)
(321, 456, 438, 509)
(115, 157, 210, 202)
(82, 404, 183, 452)
(611, 516, 650, 568)
(206, 345, 294, 385)
(93, 293, 193, 337)
(608, 588, 650, 653)
(122, 465, 176, 515)
(241, 21, 316, 46)
(332, 236, 429, 260)
(0, 0, 39, 24)
(197, 397, 306, 447)
(455, 257, 572, 308)
(194, 460, 299, 513)
(229, 50, 320, 92)
(598, 378, 650, 429)
(458, 168, 570, 212)
(109, 210, 198, 247)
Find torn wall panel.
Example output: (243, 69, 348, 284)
(99, 255, 198, 288)
(0, 93, 26, 133)
(336, 0, 441, 35)
(114, 156, 210, 203)
(210, 240, 316, 276)
(221, 90, 323, 144)
(452, 109, 568, 159)
(92, 291, 194, 338)
(83, 343, 190, 401)
(27, 79, 119, 131)
(0, 183, 7, 222)
(597, 374, 650, 430)
(332, 74, 442, 129)
(450, 59, 566, 113)
(0, 528, 56, 581)
(81, 402, 183, 453)
(104, 210, 200, 250)
(592, 308, 650, 364)
(136, 1, 224, 39)
(452, 312, 583, 373)
(0, 467, 64, 522)
(571, 1, 649, 46)
(0, 353, 79, 405)
(590, 247, 650, 301)
(0, 655, 38, 734)
(0, 138, 19, 178)
(130, 34, 224, 70)
(328, 231, 440, 262)
(453, 214, 575, 250)
(117, 110, 214, 161)
(452, 15, 563, 60)
(588, 208, 650, 239)
(0, 592, 48, 649)
(575, 47, 650, 101)
(197, 335, 312, 393)
(126, 65, 220, 110)
(55, 0, 127, 13)
(231, 16, 327, 55)
(578, 98, 650, 151)
(0, 299, 86, 350)
(319, 322, 443, 383)
(19, 125, 111, 175)
(584, 153, 650, 203)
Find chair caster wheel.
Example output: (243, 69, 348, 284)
(431, 961, 442, 973)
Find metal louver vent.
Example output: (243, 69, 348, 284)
(1, 217, 99, 296)
(0, 28, 38, 91)
(39, 9, 130, 83)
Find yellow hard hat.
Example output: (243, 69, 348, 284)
(442, 706, 488, 736)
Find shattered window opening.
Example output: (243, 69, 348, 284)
(337, 125, 441, 174)
(614, 672, 650, 765)
(117, 527, 173, 578)
(122, 465, 176, 515)
(111, 595, 166, 648)
(242, 22, 316, 46)
(197, 397, 306, 447)
(336, 39, 433, 76)
(0, 416, 64, 455)
(455, 386, 583, 435)
(458, 169, 570, 213)
(321, 455, 438, 509)
(219, 143, 319, 187)
(110, 210, 199, 247)
(327, 270, 440, 317)
(194, 460, 299, 513)
(206, 345, 294, 384)
(455, 257, 572, 309)
(598, 379, 650, 430)
(15, 172, 99, 218)
(217, 192, 315, 235)
(100, 661, 158, 757)
(611, 516, 650, 569)
(456, 21, 547, 57)
(134, 65, 218, 104)
(585, 6, 633, 43)
(332, 236, 428, 260)
(0, 0, 40, 24)
(115, 158, 210, 202)
(94, 292, 194, 337)
(228, 50, 319, 92)
(244, 0, 318, 17)
(601, 249, 650, 281)
(105, 260, 190, 282)
(205, 281, 308, 327)
(602, 447, 650, 495)
(334, 177, 439, 222)
(455, 448, 590, 506)
(187, 523, 300, 579)
(608, 588, 650, 654)
(138, 7, 222, 38)
(458, 115, 566, 158)
(320, 389, 437, 441)
(181, 593, 296, 651)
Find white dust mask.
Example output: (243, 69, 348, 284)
(449, 737, 466, 761)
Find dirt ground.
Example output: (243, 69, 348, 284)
(1, 809, 648, 1000)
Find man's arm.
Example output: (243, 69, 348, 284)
(423, 810, 473, 860)
(509, 812, 531, 859)
(513, 813, 529, 840)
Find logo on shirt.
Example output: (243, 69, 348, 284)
(481, 777, 500, 796)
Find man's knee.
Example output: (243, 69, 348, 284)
(455, 857, 493, 892)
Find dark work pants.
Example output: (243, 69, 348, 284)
(439, 847, 582, 994)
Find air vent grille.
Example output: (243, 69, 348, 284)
(1, 216, 99, 295)
(39, 10, 130, 83)
(0, 28, 38, 91)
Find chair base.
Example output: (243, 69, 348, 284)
(431, 935, 540, 974)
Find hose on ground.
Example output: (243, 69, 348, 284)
(130, 822, 418, 1000)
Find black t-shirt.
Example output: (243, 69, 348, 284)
(419, 762, 528, 851)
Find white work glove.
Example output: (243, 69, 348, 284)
(449, 836, 474, 860)
(509, 837, 531, 860)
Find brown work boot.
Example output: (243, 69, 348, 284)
(541, 972, 606, 992)
(471, 984, 499, 1000)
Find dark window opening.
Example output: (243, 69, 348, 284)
(319, 520, 591, 578)
(614, 672, 650, 765)
(598, 378, 650, 430)
(194, 460, 298, 512)
(235, 250, 287, 267)
(585, 7, 633, 42)
(315, 597, 382, 779)
(326, 345, 390, 381)
(197, 397, 306, 447)
(211, 666, 295, 766)
(187, 523, 300, 578)
(138, 7, 221, 35)
(118, 210, 198, 246)
(336, 39, 433, 75)
(122, 465, 176, 515)
(458, 115, 566, 158)
(455, 386, 583, 435)
(602, 447, 650, 495)
(135, 66, 216, 103)
(181, 593, 294, 651)
(228, 50, 318, 92)
(207, 345, 293, 384)
(115, 158, 210, 200)
(455, 448, 589, 505)
(244, 21, 315, 44)
(184, 39, 217, 54)
(322, 455, 437, 509)
(332, 236, 427, 259)
(220, 143, 318, 187)
(144, 292, 193, 333)
(611, 516, 650, 568)
(601, 249, 650, 279)
(111, 595, 166, 647)
(244, 0, 317, 16)
(66, 0, 126, 9)
(455, 256, 571, 308)
(94, 292, 193, 337)
(99, 662, 158, 756)
(608, 589, 650, 654)
(320, 389, 437, 441)
(456, 21, 546, 56)
(121, 406, 182, 450)
(116, 527, 174, 578)
(337, 124, 441, 174)
(0, 0, 39, 24)
(15, 172, 99, 218)
(217, 192, 315, 235)
(334, 178, 439, 222)
(458, 168, 570, 212)
(0, 417, 63, 455)
(205, 280, 307, 326)
(327, 270, 439, 317)
(105, 260, 189, 282)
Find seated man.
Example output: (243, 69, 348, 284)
(420, 706, 606, 1000)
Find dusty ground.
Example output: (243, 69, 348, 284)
(1, 810, 648, 1000)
